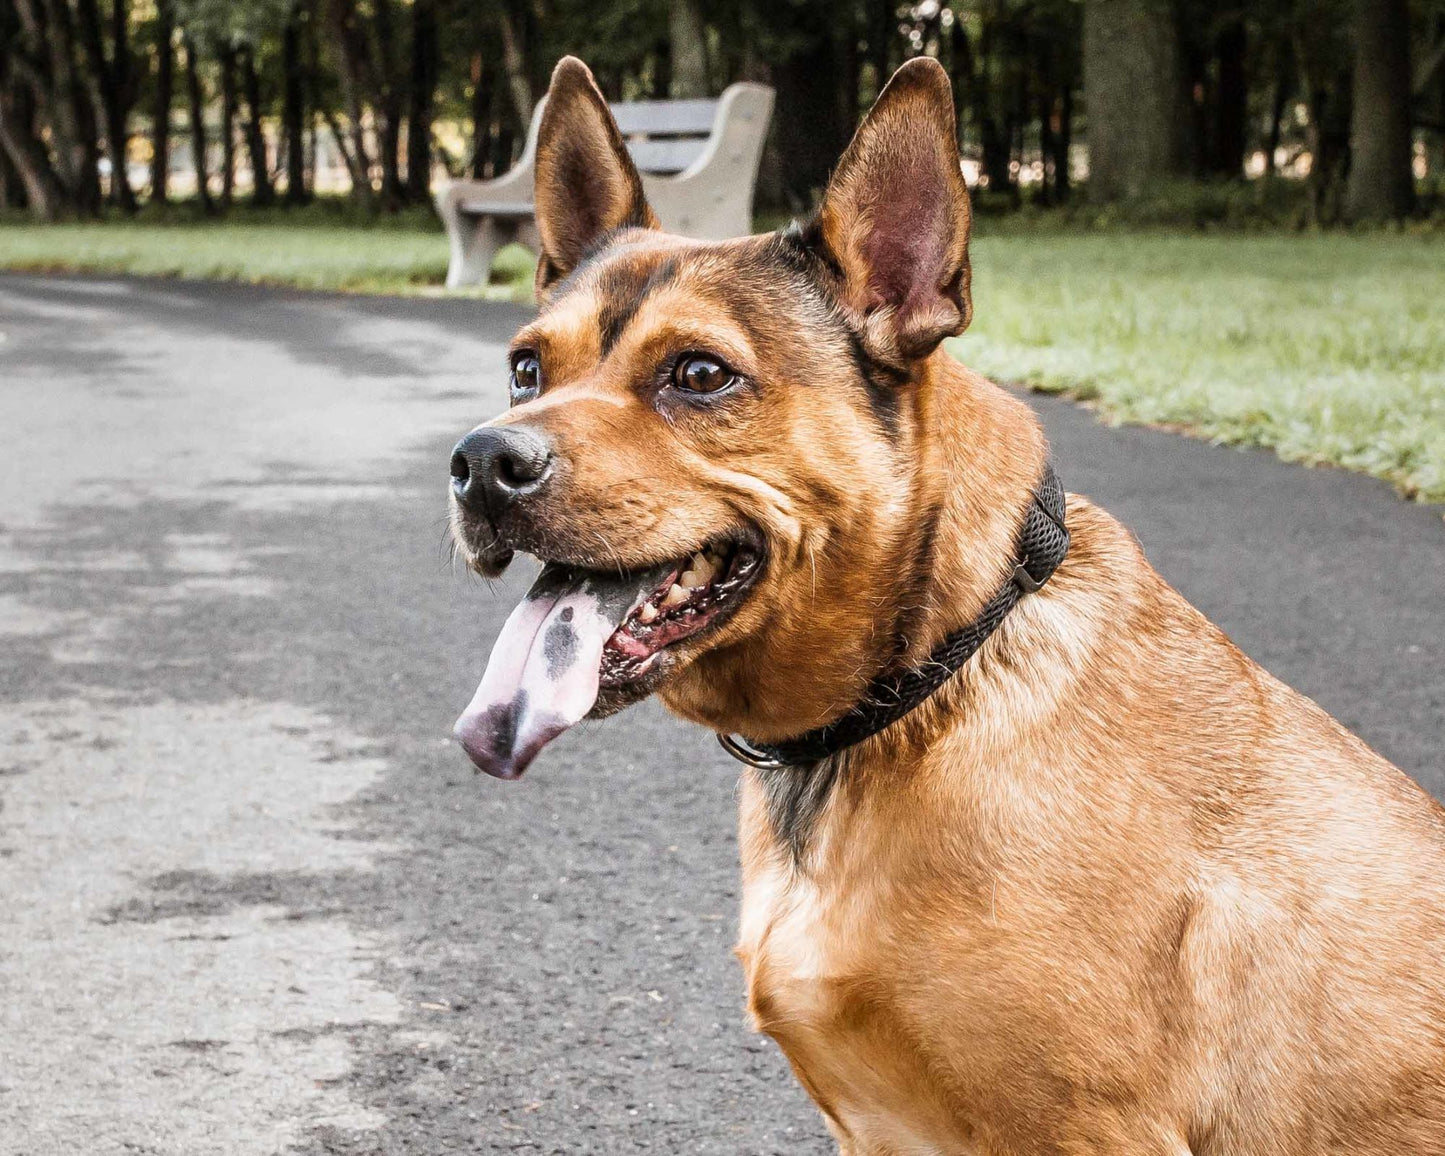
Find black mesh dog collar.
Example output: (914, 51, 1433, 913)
(718, 464, 1070, 770)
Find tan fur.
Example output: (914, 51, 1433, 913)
(735, 355, 1445, 1153)
(455, 57, 1445, 1154)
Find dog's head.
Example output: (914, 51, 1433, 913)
(451, 55, 974, 778)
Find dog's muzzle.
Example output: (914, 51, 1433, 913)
(450, 424, 554, 573)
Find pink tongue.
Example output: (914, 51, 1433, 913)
(453, 563, 667, 779)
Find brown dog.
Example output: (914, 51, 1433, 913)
(448, 55, 1445, 1154)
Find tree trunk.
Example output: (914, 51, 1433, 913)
(181, 34, 213, 213)
(1082, 0, 1190, 201)
(0, 76, 68, 217)
(1057, 83, 1073, 199)
(240, 45, 272, 205)
(404, 0, 437, 202)
(322, 105, 364, 189)
(669, 0, 708, 98)
(1038, 89, 1060, 206)
(218, 42, 236, 205)
(1344, 0, 1413, 220)
(150, 0, 172, 203)
(651, 34, 671, 99)
(769, 6, 849, 211)
(373, 0, 402, 206)
(0, 122, 24, 209)
(74, 0, 135, 210)
(327, 0, 374, 205)
(495, 1, 533, 133)
(37, 0, 103, 214)
(955, 14, 1014, 197)
(106, 0, 133, 207)
(469, 48, 494, 179)
(1211, 16, 1247, 178)
(282, 5, 307, 203)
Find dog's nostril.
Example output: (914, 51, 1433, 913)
(449, 451, 470, 483)
(496, 453, 530, 488)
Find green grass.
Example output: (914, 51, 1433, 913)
(1, 217, 1441, 503)
(953, 234, 1445, 504)
(0, 217, 526, 298)
(0, 220, 448, 293)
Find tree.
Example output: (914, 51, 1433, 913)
(1082, 0, 1191, 200)
(405, 0, 439, 202)
(0, 0, 70, 217)
(1209, 11, 1248, 178)
(239, 42, 273, 203)
(280, 1, 307, 203)
(180, 31, 213, 211)
(669, 0, 708, 97)
(150, 0, 174, 203)
(218, 40, 237, 203)
(749, 0, 854, 210)
(1344, 0, 1413, 219)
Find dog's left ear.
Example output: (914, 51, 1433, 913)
(818, 56, 972, 364)
(533, 57, 659, 298)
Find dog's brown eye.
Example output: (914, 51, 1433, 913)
(673, 355, 734, 394)
(511, 353, 541, 400)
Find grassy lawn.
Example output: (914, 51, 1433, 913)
(0, 217, 532, 298)
(1, 220, 1441, 503)
(956, 233, 1445, 504)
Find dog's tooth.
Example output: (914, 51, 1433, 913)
(637, 601, 658, 624)
(661, 583, 689, 609)
(691, 552, 715, 583)
(680, 569, 701, 589)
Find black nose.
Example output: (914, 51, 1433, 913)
(450, 425, 554, 513)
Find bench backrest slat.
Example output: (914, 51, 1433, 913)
(623, 138, 709, 175)
(610, 98, 718, 136)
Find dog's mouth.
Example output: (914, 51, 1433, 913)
(598, 539, 762, 688)
(454, 536, 763, 779)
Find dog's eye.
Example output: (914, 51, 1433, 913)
(510, 352, 541, 401)
(672, 354, 734, 394)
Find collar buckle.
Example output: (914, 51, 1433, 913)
(718, 732, 790, 770)
(1011, 559, 1046, 594)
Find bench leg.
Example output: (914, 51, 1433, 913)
(446, 215, 507, 290)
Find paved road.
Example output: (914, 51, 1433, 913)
(0, 273, 1440, 1156)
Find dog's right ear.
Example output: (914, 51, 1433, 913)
(532, 57, 658, 298)
(817, 56, 972, 365)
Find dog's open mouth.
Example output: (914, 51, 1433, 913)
(599, 540, 761, 688)
(454, 537, 762, 779)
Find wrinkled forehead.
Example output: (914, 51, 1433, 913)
(515, 230, 836, 372)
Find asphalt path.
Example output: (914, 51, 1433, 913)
(0, 273, 1440, 1155)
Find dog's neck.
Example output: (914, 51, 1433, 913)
(741, 352, 1054, 858)
(897, 353, 1050, 668)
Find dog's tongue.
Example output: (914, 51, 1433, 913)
(454, 561, 670, 779)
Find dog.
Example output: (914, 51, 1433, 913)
(448, 55, 1445, 1155)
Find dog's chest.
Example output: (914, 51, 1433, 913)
(736, 848, 970, 1154)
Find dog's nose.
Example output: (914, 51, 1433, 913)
(450, 426, 554, 512)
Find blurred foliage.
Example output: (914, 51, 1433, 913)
(3, 0, 1442, 221)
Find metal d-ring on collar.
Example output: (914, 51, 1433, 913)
(717, 463, 1070, 771)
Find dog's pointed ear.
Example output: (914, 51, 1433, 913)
(817, 56, 972, 364)
(532, 57, 658, 298)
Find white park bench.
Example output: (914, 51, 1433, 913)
(434, 83, 775, 289)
